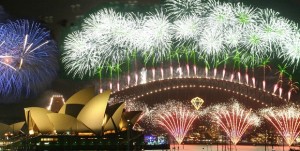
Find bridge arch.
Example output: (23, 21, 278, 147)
(111, 73, 287, 108)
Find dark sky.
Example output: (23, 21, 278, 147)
(0, 0, 299, 123)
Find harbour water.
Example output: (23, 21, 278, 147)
(146, 145, 299, 151)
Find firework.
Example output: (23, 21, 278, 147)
(138, 10, 173, 64)
(63, 9, 138, 78)
(224, 26, 243, 50)
(164, 0, 206, 19)
(260, 105, 300, 146)
(282, 31, 300, 69)
(233, 3, 258, 28)
(152, 100, 199, 144)
(209, 100, 261, 145)
(61, 0, 300, 86)
(0, 20, 58, 102)
(197, 25, 226, 59)
(207, 1, 235, 28)
(125, 100, 153, 124)
(257, 9, 294, 50)
(172, 15, 203, 47)
(62, 31, 102, 78)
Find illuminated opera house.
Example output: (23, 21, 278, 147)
(1, 88, 145, 150)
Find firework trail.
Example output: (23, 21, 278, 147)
(209, 100, 261, 145)
(260, 105, 300, 146)
(152, 100, 200, 144)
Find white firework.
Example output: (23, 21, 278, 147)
(241, 25, 268, 61)
(63, 31, 103, 79)
(224, 25, 243, 49)
(138, 10, 173, 64)
(282, 31, 300, 68)
(172, 15, 203, 47)
(124, 13, 145, 51)
(83, 8, 137, 65)
(233, 3, 258, 28)
(198, 25, 226, 59)
(61, 0, 300, 79)
(272, 17, 297, 46)
(63, 9, 139, 78)
(128, 13, 147, 52)
(201, 1, 234, 60)
(207, 1, 235, 28)
(257, 9, 294, 54)
(164, 0, 206, 19)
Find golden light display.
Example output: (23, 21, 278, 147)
(191, 97, 204, 110)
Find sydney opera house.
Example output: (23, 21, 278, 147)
(0, 88, 146, 150)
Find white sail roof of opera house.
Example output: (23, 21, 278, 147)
(58, 87, 95, 114)
(0, 121, 25, 136)
(103, 102, 125, 131)
(77, 90, 110, 133)
(23, 88, 141, 135)
(24, 107, 54, 133)
(47, 113, 91, 133)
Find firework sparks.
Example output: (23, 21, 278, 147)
(260, 105, 300, 146)
(63, 9, 138, 78)
(198, 26, 226, 59)
(207, 1, 235, 28)
(139, 10, 173, 64)
(283, 31, 300, 69)
(209, 100, 261, 145)
(63, 31, 101, 78)
(233, 3, 258, 28)
(125, 100, 152, 124)
(172, 15, 203, 48)
(0, 20, 58, 102)
(164, 0, 206, 19)
(257, 9, 294, 53)
(152, 100, 199, 144)
(61, 0, 300, 90)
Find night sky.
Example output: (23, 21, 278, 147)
(0, 0, 299, 123)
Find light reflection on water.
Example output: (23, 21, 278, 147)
(146, 145, 299, 151)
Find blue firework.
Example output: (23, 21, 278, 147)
(0, 20, 59, 103)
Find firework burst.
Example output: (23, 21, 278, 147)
(282, 31, 300, 69)
(172, 15, 203, 48)
(164, 0, 206, 19)
(139, 10, 173, 64)
(233, 3, 258, 28)
(209, 100, 261, 145)
(63, 9, 138, 78)
(207, 1, 235, 28)
(62, 0, 300, 83)
(0, 20, 58, 102)
(260, 105, 300, 146)
(62, 31, 102, 78)
(152, 100, 199, 144)
(197, 25, 226, 59)
(257, 9, 294, 54)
